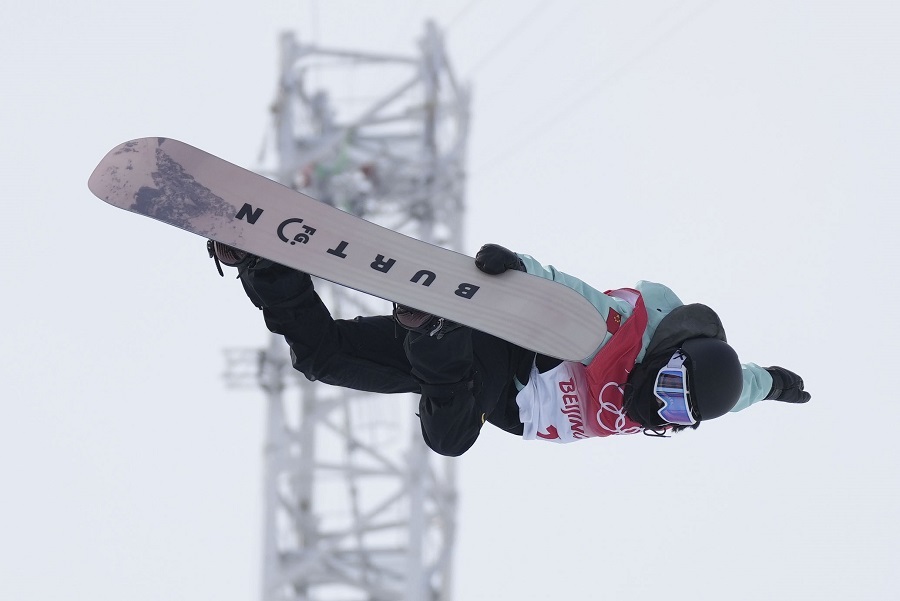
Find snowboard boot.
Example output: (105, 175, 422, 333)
(393, 304, 462, 339)
(764, 366, 811, 403)
(207, 240, 272, 276)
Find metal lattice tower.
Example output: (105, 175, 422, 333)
(224, 22, 470, 601)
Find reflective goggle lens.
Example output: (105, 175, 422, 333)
(654, 353, 697, 426)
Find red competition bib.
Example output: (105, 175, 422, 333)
(516, 289, 646, 442)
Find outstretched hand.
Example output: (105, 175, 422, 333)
(765, 366, 811, 403)
(474, 244, 525, 275)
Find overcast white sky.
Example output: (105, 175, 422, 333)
(2, 1, 898, 599)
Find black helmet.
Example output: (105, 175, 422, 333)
(681, 337, 742, 421)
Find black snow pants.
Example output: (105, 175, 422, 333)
(238, 263, 530, 456)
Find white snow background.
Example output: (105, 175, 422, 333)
(1, 1, 897, 599)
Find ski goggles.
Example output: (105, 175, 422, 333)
(654, 351, 698, 426)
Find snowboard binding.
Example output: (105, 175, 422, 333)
(393, 304, 462, 339)
(207, 240, 272, 276)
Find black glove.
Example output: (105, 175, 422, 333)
(764, 366, 811, 403)
(474, 244, 525, 275)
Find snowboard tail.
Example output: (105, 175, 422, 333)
(88, 137, 607, 361)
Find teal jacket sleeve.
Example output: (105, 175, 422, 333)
(732, 363, 773, 412)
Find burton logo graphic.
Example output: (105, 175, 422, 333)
(230, 203, 480, 300)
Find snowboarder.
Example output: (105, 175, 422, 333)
(210, 241, 810, 456)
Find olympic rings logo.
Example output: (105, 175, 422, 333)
(596, 382, 642, 435)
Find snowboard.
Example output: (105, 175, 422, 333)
(88, 137, 607, 361)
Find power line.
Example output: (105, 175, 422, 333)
(471, 0, 589, 93)
(445, 0, 484, 31)
(472, 0, 719, 177)
(464, 0, 556, 76)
